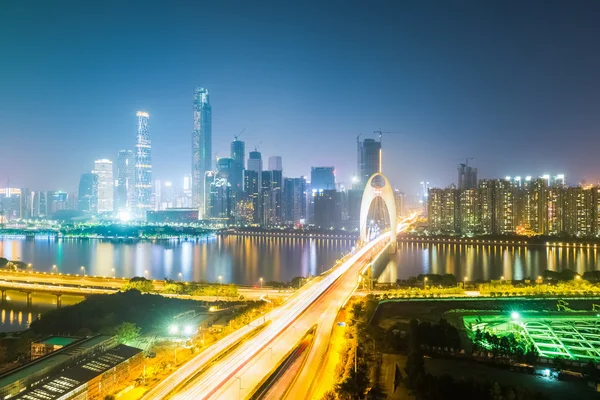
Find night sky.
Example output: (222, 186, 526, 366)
(1, 1, 600, 195)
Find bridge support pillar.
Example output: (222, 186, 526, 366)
(26, 292, 32, 307)
(1, 290, 5, 303)
(388, 240, 397, 254)
(56, 294, 62, 308)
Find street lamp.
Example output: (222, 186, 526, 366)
(178, 272, 183, 282)
(218, 275, 222, 285)
(260, 277, 263, 290)
(537, 275, 542, 284)
(52, 265, 58, 274)
(111, 268, 115, 278)
(424, 276, 428, 289)
(144, 270, 149, 278)
(500, 276, 505, 282)
(463, 276, 468, 289)
(80, 266, 86, 277)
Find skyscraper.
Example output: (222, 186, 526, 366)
(458, 161, 478, 190)
(135, 111, 152, 218)
(78, 172, 98, 213)
(192, 87, 212, 215)
(310, 167, 335, 191)
(246, 150, 263, 223)
(359, 138, 381, 186)
(116, 150, 135, 215)
(268, 156, 282, 172)
(283, 177, 307, 224)
(230, 138, 245, 198)
(94, 159, 113, 213)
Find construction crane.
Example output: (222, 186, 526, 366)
(459, 157, 474, 166)
(373, 130, 404, 148)
(372, 130, 405, 173)
(234, 128, 246, 141)
(254, 141, 262, 152)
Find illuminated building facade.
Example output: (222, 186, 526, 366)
(192, 87, 212, 215)
(134, 111, 152, 218)
(428, 173, 600, 237)
(94, 159, 113, 213)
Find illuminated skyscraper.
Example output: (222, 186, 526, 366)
(135, 112, 152, 218)
(94, 159, 113, 213)
(116, 149, 135, 215)
(192, 87, 212, 215)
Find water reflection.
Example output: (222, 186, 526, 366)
(0, 237, 353, 285)
(377, 242, 600, 282)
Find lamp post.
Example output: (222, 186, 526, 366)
(463, 276, 468, 289)
(178, 272, 183, 282)
(260, 277, 263, 290)
(80, 266, 86, 277)
(111, 268, 115, 278)
(218, 275, 222, 285)
(424, 276, 428, 289)
(144, 270, 149, 278)
(52, 265, 57, 274)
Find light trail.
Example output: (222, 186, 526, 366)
(170, 214, 416, 399)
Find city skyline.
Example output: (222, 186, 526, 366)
(2, 1, 600, 194)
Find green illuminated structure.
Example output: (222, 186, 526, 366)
(464, 313, 600, 361)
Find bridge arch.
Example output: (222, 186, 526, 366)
(359, 173, 396, 248)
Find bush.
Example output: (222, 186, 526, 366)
(122, 276, 154, 292)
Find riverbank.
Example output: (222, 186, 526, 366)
(400, 233, 600, 249)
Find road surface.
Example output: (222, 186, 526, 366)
(170, 216, 415, 399)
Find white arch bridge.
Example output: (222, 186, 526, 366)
(359, 172, 399, 254)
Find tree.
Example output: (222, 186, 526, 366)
(321, 391, 337, 400)
(335, 369, 369, 400)
(122, 277, 153, 292)
(366, 384, 386, 400)
(114, 322, 140, 344)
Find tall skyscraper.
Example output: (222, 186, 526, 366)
(135, 111, 152, 218)
(230, 138, 245, 198)
(78, 173, 98, 213)
(314, 189, 342, 229)
(359, 138, 381, 186)
(310, 167, 335, 191)
(19, 188, 33, 219)
(283, 177, 307, 224)
(94, 159, 114, 213)
(458, 161, 478, 190)
(192, 87, 212, 215)
(116, 150, 135, 215)
(246, 150, 263, 223)
(268, 156, 282, 172)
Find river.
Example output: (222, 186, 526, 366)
(0, 236, 355, 285)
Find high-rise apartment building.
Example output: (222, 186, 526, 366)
(116, 150, 135, 215)
(134, 112, 152, 218)
(78, 173, 98, 213)
(314, 189, 342, 229)
(192, 88, 212, 214)
(94, 159, 114, 213)
(457, 161, 478, 190)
